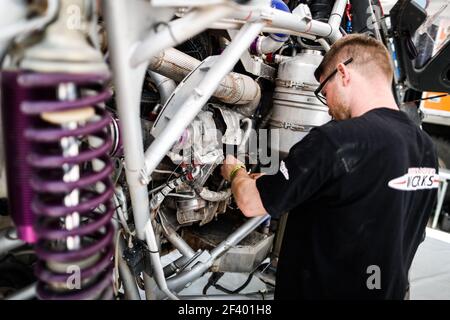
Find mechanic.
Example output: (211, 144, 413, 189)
(221, 34, 438, 299)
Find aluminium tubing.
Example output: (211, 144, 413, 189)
(130, 5, 234, 68)
(250, 0, 291, 55)
(327, 0, 347, 43)
(148, 71, 177, 105)
(102, 0, 155, 298)
(230, 1, 346, 44)
(211, 20, 318, 40)
(149, 48, 260, 105)
(144, 220, 179, 300)
(166, 215, 269, 292)
(163, 226, 196, 259)
(145, 168, 198, 300)
(251, 36, 285, 55)
(230, 6, 332, 39)
(5, 283, 37, 300)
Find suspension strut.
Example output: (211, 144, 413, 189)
(0, 0, 117, 300)
(17, 71, 115, 299)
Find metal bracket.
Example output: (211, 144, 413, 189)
(123, 238, 152, 277)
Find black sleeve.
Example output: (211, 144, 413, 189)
(256, 128, 340, 219)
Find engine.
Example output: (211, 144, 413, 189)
(0, 0, 376, 300)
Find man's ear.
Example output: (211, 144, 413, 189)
(337, 63, 351, 86)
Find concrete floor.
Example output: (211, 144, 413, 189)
(153, 226, 450, 300)
(410, 228, 450, 300)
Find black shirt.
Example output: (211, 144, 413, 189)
(256, 108, 438, 299)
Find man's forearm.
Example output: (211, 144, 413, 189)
(231, 170, 267, 217)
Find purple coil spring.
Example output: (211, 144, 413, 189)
(1, 71, 39, 243)
(18, 72, 115, 300)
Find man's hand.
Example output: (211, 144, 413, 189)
(249, 173, 266, 180)
(220, 154, 267, 217)
(221, 154, 245, 181)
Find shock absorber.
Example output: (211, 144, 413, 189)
(20, 72, 115, 300)
(1, 71, 39, 244)
(1, 0, 115, 299)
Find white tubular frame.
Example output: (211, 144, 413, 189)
(0, 0, 59, 42)
(93, 0, 346, 300)
(0, 0, 347, 300)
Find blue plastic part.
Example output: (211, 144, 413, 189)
(270, 0, 290, 41)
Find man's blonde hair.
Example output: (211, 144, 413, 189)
(314, 34, 394, 83)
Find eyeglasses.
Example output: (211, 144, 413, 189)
(314, 57, 353, 106)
